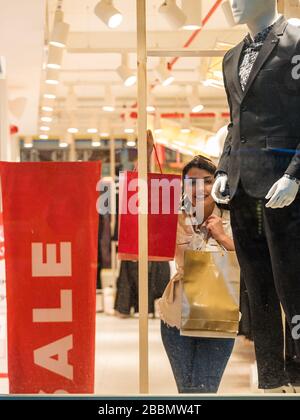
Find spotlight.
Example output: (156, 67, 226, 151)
(41, 116, 53, 123)
(43, 85, 57, 99)
(39, 134, 49, 140)
(42, 106, 54, 112)
(155, 59, 175, 86)
(102, 86, 115, 112)
(40, 126, 50, 132)
(126, 140, 136, 147)
(92, 141, 101, 147)
(87, 128, 98, 134)
(117, 54, 136, 87)
(158, 0, 186, 30)
(68, 127, 79, 134)
(46, 69, 60, 85)
(50, 9, 70, 48)
(59, 142, 69, 148)
(47, 45, 64, 69)
(188, 86, 204, 113)
(182, 0, 202, 30)
(94, 0, 123, 29)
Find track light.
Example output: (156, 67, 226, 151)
(47, 45, 64, 69)
(42, 106, 54, 112)
(59, 142, 69, 148)
(43, 85, 57, 99)
(180, 117, 191, 134)
(50, 9, 70, 48)
(94, 0, 123, 29)
(158, 0, 186, 29)
(155, 59, 175, 86)
(127, 140, 136, 147)
(181, 0, 202, 30)
(41, 116, 53, 123)
(117, 54, 136, 87)
(68, 127, 79, 134)
(188, 86, 204, 113)
(46, 69, 60, 85)
(92, 140, 101, 147)
(117, 55, 136, 87)
(102, 86, 115, 112)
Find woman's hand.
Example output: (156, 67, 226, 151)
(205, 214, 235, 251)
(205, 215, 225, 242)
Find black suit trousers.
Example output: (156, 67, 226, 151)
(230, 181, 300, 388)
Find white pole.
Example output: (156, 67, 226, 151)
(0, 57, 11, 161)
(136, 0, 149, 394)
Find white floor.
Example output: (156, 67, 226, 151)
(0, 313, 257, 395)
(95, 313, 256, 395)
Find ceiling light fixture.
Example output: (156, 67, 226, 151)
(102, 86, 115, 112)
(41, 116, 53, 123)
(188, 85, 204, 113)
(155, 58, 175, 86)
(39, 134, 49, 140)
(126, 140, 136, 147)
(40, 126, 50, 132)
(117, 54, 136, 87)
(47, 45, 64, 69)
(45, 69, 60, 85)
(87, 128, 98, 134)
(67, 127, 79, 134)
(94, 0, 123, 29)
(92, 141, 101, 147)
(181, 0, 202, 30)
(50, 8, 70, 48)
(158, 0, 186, 29)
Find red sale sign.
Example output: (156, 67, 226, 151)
(0, 162, 101, 394)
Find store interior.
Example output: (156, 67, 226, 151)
(1, 0, 300, 395)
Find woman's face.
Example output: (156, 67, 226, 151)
(185, 167, 215, 210)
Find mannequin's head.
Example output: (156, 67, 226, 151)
(231, 0, 277, 25)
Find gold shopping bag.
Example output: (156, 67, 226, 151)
(181, 250, 240, 338)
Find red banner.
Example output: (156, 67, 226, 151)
(118, 171, 181, 261)
(0, 162, 101, 394)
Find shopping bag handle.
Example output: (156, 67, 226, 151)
(133, 142, 163, 174)
(153, 143, 163, 174)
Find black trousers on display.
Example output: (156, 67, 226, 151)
(230, 181, 300, 388)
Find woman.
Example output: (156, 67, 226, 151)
(158, 153, 235, 394)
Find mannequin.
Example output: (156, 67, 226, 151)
(212, 0, 300, 392)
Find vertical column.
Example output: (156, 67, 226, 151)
(0, 57, 11, 161)
(136, 0, 149, 394)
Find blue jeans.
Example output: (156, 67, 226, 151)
(161, 321, 234, 393)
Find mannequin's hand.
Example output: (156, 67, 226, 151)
(265, 176, 299, 208)
(211, 174, 230, 204)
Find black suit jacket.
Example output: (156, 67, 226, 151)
(218, 16, 300, 199)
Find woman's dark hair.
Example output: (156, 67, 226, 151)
(182, 155, 216, 182)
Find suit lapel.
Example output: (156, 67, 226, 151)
(231, 41, 245, 100)
(241, 31, 279, 98)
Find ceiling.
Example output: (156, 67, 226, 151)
(0, 0, 46, 134)
(2, 0, 300, 145)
